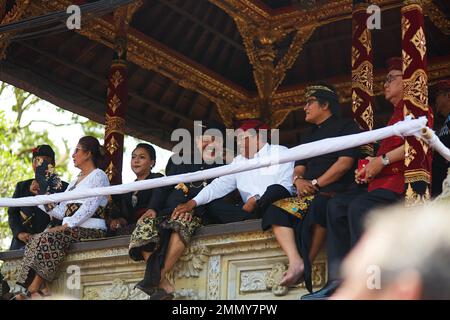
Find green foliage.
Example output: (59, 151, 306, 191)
(0, 111, 30, 249)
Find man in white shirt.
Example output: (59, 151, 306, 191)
(172, 119, 299, 281)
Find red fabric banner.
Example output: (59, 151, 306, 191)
(401, 1, 434, 206)
(352, 3, 374, 156)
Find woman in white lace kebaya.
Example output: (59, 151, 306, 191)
(13, 136, 110, 300)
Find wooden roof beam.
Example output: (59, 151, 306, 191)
(157, 0, 245, 53)
(17, 40, 195, 124)
(23, 0, 253, 127)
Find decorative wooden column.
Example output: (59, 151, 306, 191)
(351, 0, 374, 156)
(104, 9, 129, 185)
(401, 0, 434, 206)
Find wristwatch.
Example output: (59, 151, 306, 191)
(381, 154, 390, 166)
(311, 179, 321, 190)
(253, 194, 261, 201)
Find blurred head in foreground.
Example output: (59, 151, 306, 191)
(332, 203, 450, 300)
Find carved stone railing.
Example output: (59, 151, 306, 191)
(0, 219, 327, 300)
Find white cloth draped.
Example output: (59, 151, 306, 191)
(2, 116, 448, 208)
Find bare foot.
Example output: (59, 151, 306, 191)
(159, 276, 175, 294)
(280, 262, 305, 287)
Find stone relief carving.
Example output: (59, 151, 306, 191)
(82, 278, 148, 300)
(207, 255, 220, 300)
(174, 288, 200, 300)
(265, 262, 289, 296)
(240, 270, 268, 293)
(170, 245, 209, 279)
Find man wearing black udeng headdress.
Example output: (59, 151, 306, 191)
(280, 83, 361, 293)
(7, 145, 68, 250)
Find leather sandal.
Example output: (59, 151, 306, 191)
(149, 288, 175, 300)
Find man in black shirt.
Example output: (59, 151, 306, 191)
(262, 83, 360, 292)
(8, 145, 68, 250)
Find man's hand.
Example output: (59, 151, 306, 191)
(294, 178, 318, 197)
(110, 218, 128, 230)
(172, 200, 196, 222)
(138, 209, 157, 222)
(29, 180, 40, 195)
(47, 223, 68, 233)
(17, 232, 31, 243)
(355, 156, 384, 184)
(242, 196, 257, 213)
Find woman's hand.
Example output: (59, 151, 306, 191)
(172, 200, 196, 222)
(138, 209, 157, 222)
(29, 180, 40, 195)
(110, 218, 128, 229)
(47, 223, 68, 233)
(294, 178, 318, 197)
(355, 156, 383, 184)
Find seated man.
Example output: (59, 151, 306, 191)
(302, 57, 417, 299)
(7, 145, 68, 250)
(268, 83, 360, 292)
(431, 79, 450, 197)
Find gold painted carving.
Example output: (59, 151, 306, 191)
(0, 0, 32, 59)
(405, 169, 431, 184)
(402, 50, 413, 71)
(352, 47, 360, 68)
(358, 29, 372, 56)
(105, 114, 125, 137)
(402, 15, 411, 39)
(405, 183, 430, 207)
(403, 69, 429, 111)
(410, 26, 427, 61)
(105, 161, 116, 181)
(361, 102, 374, 130)
(352, 60, 374, 95)
(111, 70, 124, 89)
(106, 135, 119, 155)
(108, 94, 122, 113)
(405, 141, 417, 167)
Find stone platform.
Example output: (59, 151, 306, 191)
(0, 219, 327, 300)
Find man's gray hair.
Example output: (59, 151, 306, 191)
(364, 203, 450, 299)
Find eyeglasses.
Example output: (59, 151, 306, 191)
(73, 147, 83, 154)
(304, 98, 318, 108)
(385, 74, 403, 84)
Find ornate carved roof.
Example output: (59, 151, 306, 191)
(0, 0, 449, 148)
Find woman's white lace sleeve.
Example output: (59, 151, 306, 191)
(64, 171, 110, 228)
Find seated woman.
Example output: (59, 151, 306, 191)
(129, 121, 228, 300)
(11, 136, 110, 300)
(8, 145, 68, 250)
(108, 143, 164, 236)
